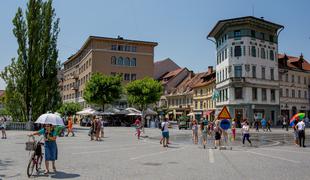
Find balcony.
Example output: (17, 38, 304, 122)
(71, 73, 79, 79)
(71, 85, 78, 91)
(230, 77, 245, 82)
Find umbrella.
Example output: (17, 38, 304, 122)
(35, 113, 64, 126)
(76, 108, 100, 116)
(290, 113, 305, 126)
(144, 108, 158, 115)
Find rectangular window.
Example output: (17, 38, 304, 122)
(292, 89, 295, 98)
(271, 89, 275, 101)
(262, 67, 265, 79)
(225, 89, 228, 101)
(234, 46, 242, 57)
(234, 30, 241, 37)
(292, 75, 295, 83)
(298, 90, 301, 98)
(298, 76, 300, 84)
(260, 32, 265, 40)
(132, 46, 137, 52)
(286, 89, 289, 97)
(251, 46, 256, 57)
(235, 87, 243, 99)
(280, 89, 283, 97)
(279, 74, 282, 81)
(304, 77, 307, 85)
(270, 68, 274, 80)
(305, 91, 308, 99)
(234, 65, 242, 77)
(243, 46, 246, 56)
(269, 35, 274, 42)
(286, 74, 288, 82)
(230, 47, 233, 57)
(262, 88, 267, 101)
(252, 66, 256, 78)
(261, 48, 265, 59)
(252, 87, 257, 100)
(251, 30, 255, 38)
(111, 45, 117, 50)
(131, 74, 136, 81)
(224, 49, 227, 59)
(270, 50, 274, 60)
(124, 73, 130, 81)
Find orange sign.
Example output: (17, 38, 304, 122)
(217, 106, 231, 120)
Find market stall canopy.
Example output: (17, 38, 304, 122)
(144, 108, 158, 115)
(117, 107, 142, 116)
(76, 108, 100, 116)
(101, 107, 120, 115)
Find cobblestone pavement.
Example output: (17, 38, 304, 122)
(1, 127, 310, 180)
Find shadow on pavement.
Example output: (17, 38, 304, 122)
(50, 171, 80, 179)
(0, 159, 14, 178)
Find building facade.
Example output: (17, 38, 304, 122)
(278, 54, 310, 119)
(208, 16, 284, 124)
(62, 36, 157, 108)
(192, 66, 216, 121)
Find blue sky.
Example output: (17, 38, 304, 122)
(1, 0, 310, 89)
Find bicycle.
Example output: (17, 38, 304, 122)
(26, 136, 44, 178)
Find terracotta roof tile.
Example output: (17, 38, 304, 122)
(278, 53, 310, 71)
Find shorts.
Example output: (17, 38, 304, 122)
(215, 132, 221, 140)
(202, 133, 207, 140)
(44, 141, 57, 161)
(162, 131, 169, 138)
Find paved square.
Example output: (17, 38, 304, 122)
(1, 127, 310, 180)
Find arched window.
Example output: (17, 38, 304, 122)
(124, 57, 130, 66)
(117, 57, 123, 65)
(130, 58, 136, 66)
(111, 56, 116, 65)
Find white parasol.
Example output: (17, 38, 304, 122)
(35, 113, 64, 126)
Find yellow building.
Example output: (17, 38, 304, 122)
(192, 66, 216, 121)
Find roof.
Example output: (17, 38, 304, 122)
(208, 16, 284, 38)
(192, 71, 216, 88)
(162, 68, 184, 79)
(154, 58, 180, 79)
(278, 53, 310, 71)
(169, 72, 206, 95)
(64, 36, 158, 64)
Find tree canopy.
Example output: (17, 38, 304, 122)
(126, 77, 163, 110)
(57, 102, 82, 116)
(0, 0, 61, 122)
(83, 73, 122, 111)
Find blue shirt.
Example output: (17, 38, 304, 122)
(261, 119, 267, 126)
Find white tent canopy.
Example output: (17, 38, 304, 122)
(101, 107, 120, 115)
(76, 108, 100, 116)
(117, 107, 142, 116)
(144, 108, 157, 115)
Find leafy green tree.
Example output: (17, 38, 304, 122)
(0, 0, 61, 122)
(126, 77, 163, 125)
(83, 73, 122, 111)
(57, 102, 82, 116)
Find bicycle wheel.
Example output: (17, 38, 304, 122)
(36, 155, 43, 171)
(27, 154, 35, 177)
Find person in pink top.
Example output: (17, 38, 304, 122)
(134, 117, 142, 139)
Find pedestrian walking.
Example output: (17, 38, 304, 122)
(293, 119, 299, 146)
(261, 117, 267, 132)
(214, 121, 222, 148)
(207, 122, 214, 146)
(65, 116, 75, 137)
(231, 119, 236, 141)
(134, 117, 142, 140)
(161, 118, 169, 147)
(267, 120, 272, 132)
(29, 124, 58, 174)
(1, 118, 7, 139)
(192, 120, 198, 144)
(254, 120, 259, 132)
(200, 122, 208, 149)
(95, 117, 102, 141)
(282, 118, 287, 129)
(242, 121, 252, 146)
(89, 117, 96, 141)
(100, 118, 104, 138)
(296, 119, 306, 147)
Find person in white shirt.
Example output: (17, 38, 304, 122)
(241, 120, 252, 146)
(1, 119, 7, 139)
(296, 119, 306, 147)
(161, 118, 169, 147)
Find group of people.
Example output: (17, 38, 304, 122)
(89, 116, 104, 141)
(0, 118, 7, 139)
(254, 118, 272, 132)
(292, 118, 306, 147)
(190, 119, 252, 148)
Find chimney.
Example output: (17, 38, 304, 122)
(208, 66, 213, 74)
(188, 70, 194, 78)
